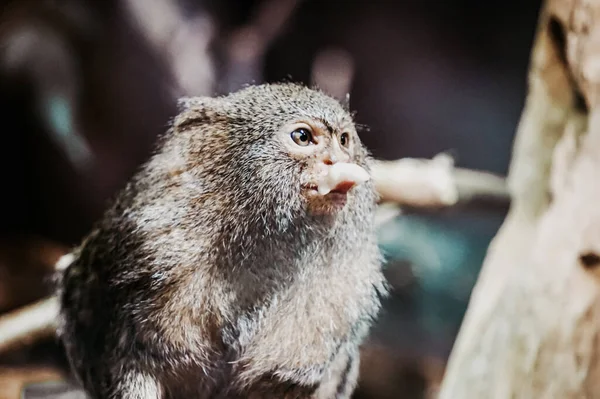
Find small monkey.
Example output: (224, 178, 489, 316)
(57, 83, 387, 398)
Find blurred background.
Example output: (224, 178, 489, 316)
(0, 0, 541, 397)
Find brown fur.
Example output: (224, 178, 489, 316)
(57, 83, 387, 398)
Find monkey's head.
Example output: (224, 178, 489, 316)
(174, 83, 375, 230)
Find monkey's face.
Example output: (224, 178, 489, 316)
(275, 117, 370, 215)
(178, 84, 374, 222)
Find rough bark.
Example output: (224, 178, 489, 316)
(438, 0, 600, 397)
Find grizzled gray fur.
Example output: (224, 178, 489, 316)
(57, 83, 387, 399)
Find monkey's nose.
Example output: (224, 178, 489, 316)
(316, 163, 370, 196)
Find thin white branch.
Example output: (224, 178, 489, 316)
(0, 297, 59, 353)
(372, 153, 509, 208)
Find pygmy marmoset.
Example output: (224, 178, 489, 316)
(57, 83, 387, 398)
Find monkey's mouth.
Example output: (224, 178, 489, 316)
(302, 184, 350, 205)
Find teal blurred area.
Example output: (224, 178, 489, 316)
(375, 209, 504, 357)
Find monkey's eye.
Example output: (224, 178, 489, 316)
(339, 132, 350, 148)
(291, 128, 312, 146)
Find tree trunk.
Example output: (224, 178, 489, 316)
(437, 0, 600, 397)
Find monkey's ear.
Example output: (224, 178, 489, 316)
(174, 96, 226, 129)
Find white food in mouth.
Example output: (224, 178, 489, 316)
(317, 162, 370, 195)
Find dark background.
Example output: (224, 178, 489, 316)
(0, 0, 542, 397)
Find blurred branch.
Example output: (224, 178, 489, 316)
(0, 3, 95, 172)
(372, 153, 509, 209)
(248, 0, 303, 46)
(123, 0, 215, 97)
(0, 297, 58, 353)
(0, 237, 66, 314)
(220, 0, 303, 93)
(0, 366, 67, 399)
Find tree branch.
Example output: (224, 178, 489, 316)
(0, 297, 59, 353)
(219, 0, 303, 93)
(372, 153, 509, 209)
